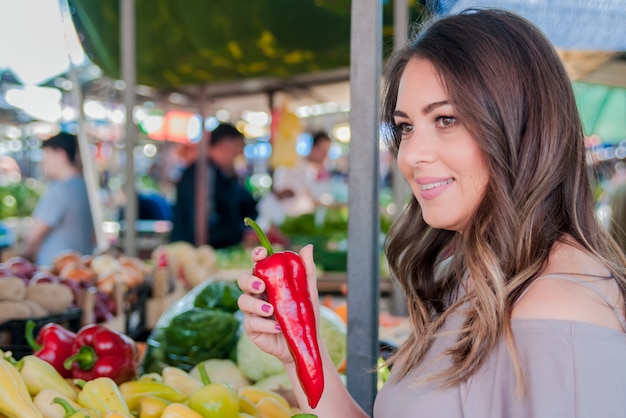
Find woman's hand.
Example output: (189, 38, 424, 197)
(237, 244, 320, 365)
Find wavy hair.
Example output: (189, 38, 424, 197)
(382, 8, 626, 388)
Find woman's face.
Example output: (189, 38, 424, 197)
(395, 58, 489, 233)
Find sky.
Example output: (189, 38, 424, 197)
(0, 0, 86, 85)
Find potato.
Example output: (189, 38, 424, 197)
(0, 277, 27, 301)
(23, 299, 49, 318)
(0, 300, 32, 323)
(26, 283, 74, 314)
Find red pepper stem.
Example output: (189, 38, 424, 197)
(24, 320, 42, 351)
(53, 397, 78, 415)
(244, 217, 274, 256)
(63, 345, 97, 371)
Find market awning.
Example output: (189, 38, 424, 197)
(68, 0, 426, 92)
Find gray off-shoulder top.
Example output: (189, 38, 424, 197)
(374, 274, 626, 418)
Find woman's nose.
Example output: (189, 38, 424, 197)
(399, 131, 433, 167)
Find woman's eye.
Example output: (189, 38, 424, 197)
(436, 116, 456, 128)
(394, 122, 414, 135)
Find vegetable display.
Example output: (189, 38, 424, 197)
(143, 280, 243, 373)
(64, 324, 139, 385)
(244, 217, 324, 409)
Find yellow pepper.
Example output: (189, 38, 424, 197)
(118, 380, 187, 412)
(77, 377, 130, 415)
(187, 364, 239, 418)
(19, 355, 78, 400)
(255, 397, 292, 418)
(102, 412, 133, 418)
(52, 397, 100, 418)
(161, 403, 203, 418)
(238, 396, 260, 417)
(239, 387, 290, 410)
(0, 357, 43, 418)
(138, 373, 163, 382)
(137, 396, 171, 418)
(162, 367, 202, 395)
(34, 389, 81, 418)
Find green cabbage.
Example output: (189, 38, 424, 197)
(251, 372, 292, 391)
(319, 306, 347, 368)
(190, 359, 250, 390)
(236, 332, 286, 382)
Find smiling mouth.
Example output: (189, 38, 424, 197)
(421, 179, 454, 190)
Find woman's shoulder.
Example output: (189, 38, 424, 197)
(511, 242, 625, 332)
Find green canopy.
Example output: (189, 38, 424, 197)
(574, 81, 626, 144)
(69, 0, 426, 89)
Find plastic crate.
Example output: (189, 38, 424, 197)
(0, 307, 82, 359)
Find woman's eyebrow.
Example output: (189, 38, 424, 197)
(393, 110, 409, 118)
(393, 100, 450, 118)
(422, 100, 449, 115)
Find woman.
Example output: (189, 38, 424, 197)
(238, 9, 626, 417)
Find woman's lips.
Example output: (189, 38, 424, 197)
(416, 178, 454, 200)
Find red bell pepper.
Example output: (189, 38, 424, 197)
(24, 320, 76, 378)
(63, 324, 138, 385)
(244, 217, 324, 408)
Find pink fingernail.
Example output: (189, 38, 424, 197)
(252, 281, 261, 290)
(275, 323, 282, 331)
(254, 247, 262, 256)
(261, 304, 271, 313)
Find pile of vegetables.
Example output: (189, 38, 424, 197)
(142, 280, 244, 373)
(0, 313, 320, 418)
(142, 277, 348, 400)
(0, 349, 313, 418)
(0, 257, 76, 325)
(0, 252, 150, 328)
(151, 242, 218, 289)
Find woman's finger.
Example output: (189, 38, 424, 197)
(238, 272, 266, 294)
(299, 244, 319, 303)
(238, 293, 274, 317)
(251, 246, 268, 262)
(243, 315, 282, 334)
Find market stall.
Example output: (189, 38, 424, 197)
(1, 0, 625, 415)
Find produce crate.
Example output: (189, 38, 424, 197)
(0, 307, 82, 359)
(81, 280, 150, 340)
(146, 277, 186, 331)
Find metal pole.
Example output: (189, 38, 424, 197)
(346, 0, 382, 413)
(195, 86, 208, 246)
(121, 0, 137, 256)
(392, 0, 410, 213)
(68, 68, 108, 253)
(390, 0, 411, 317)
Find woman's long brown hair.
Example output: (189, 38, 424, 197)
(382, 8, 626, 388)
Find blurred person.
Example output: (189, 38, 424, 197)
(170, 123, 258, 249)
(237, 9, 626, 417)
(22, 132, 95, 267)
(269, 132, 333, 220)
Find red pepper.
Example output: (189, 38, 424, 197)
(63, 324, 138, 385)
(25, 320, 76, 378)
(244, 217, 324, 408)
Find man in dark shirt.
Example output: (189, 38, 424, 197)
(170, 123, 257, 248)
